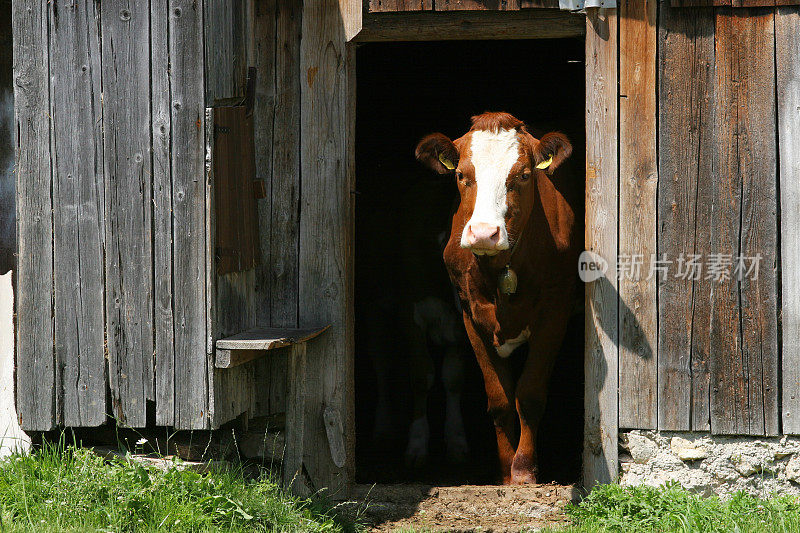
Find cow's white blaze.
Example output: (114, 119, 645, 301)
(460, 128, 521, 250)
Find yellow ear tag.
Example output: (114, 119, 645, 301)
(536, 155, 553, 170)
(439, 152, 455, 170)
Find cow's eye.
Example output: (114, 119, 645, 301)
(456, 170, 465, 183)
(520, 172, 532, 182)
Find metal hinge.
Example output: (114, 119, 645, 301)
(560, 0, 616, 10)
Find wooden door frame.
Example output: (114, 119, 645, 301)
(583, 7, 618, 489)
(353, 9, 586, 41)
(332, 4, 618, 493)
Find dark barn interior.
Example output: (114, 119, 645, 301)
(354, 39, 586, 485)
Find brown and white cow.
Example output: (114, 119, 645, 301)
(416, 112, 578, 484)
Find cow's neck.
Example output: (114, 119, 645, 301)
(470, 187, 555, 334)
(478, 228, 535, 298)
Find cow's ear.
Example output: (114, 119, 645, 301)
(415, 133, 459, 175)
(534, 132, 572, 175)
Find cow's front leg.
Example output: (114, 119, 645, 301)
(463, 315, 517, 483)
(368, 313, 396, 445)
(512, 298, 570, 484)
(442, 346, 469, 464)
(405, 321, 434, 468)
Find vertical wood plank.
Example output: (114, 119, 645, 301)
(101, 0, 154, 428)
(267, 0, 302, 415)
(583, 7, 618, 488)
(211, 364, 254, 428)
(205, 107, 220, 427)
(711, 8, 778, 436)
(778, 6, 800, 433)
(300, 0, 355, 494)
(250, 0, 277, 418)
(283, 342, 308, 495)
(341, 0, 363, 41)
(271, 0, 301, 332)
(253, 0, 277, 330)
(49, 0, 106, 427)
(172, 0, 209, 429)
(0, 0, 13, 275)
(13, 0, 56, 431)
(657, 4, 715, 431)
(153, 0, 176, 427)
(213, 273, 257, 339)
(204, 0, 249, 104)
(618, 0, 657, 430)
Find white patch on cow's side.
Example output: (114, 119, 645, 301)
(460, 128, 520, 249)
(496, 327, 531, 358)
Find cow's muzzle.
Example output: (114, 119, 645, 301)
(463, 222, 508, 256)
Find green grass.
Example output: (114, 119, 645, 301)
(550, 482, 800, 533)
(9, 444, 800, 533)
(0, 441, 358, 532)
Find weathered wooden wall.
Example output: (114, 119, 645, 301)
(202, 0, 304, 428)
(581, 0, 798, 486)
(13, 3, 350, 497)
(14, 0, 208, 430)
(614, 2, 792, 437)
(206, 0, 357, 493)
(13, 0, 303, 431)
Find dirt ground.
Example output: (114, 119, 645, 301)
(346, 483, 578, 532)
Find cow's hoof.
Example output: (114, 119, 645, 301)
(405, 417, 430, 468)
(404, 449, 429, 469)
(510, 471, 538, 484)
(445, 434, 470, 464)
(511, 455, 538, 484)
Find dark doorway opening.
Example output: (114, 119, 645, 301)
(355, 39, 585, 486)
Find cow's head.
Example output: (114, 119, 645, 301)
(416, 112, 572, 257)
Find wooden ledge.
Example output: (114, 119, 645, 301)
(215, 325, 330, 368)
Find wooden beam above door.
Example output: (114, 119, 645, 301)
(355, 9, 586, 42)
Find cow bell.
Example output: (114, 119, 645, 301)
(498, 265, 518, 295)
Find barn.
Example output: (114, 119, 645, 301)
(5, 0, 800, 498)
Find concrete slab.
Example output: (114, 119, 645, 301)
(0, 271, 30, 456)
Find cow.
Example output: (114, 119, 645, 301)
(361, 170, 470, 470)
(415, 112, 578, 484)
